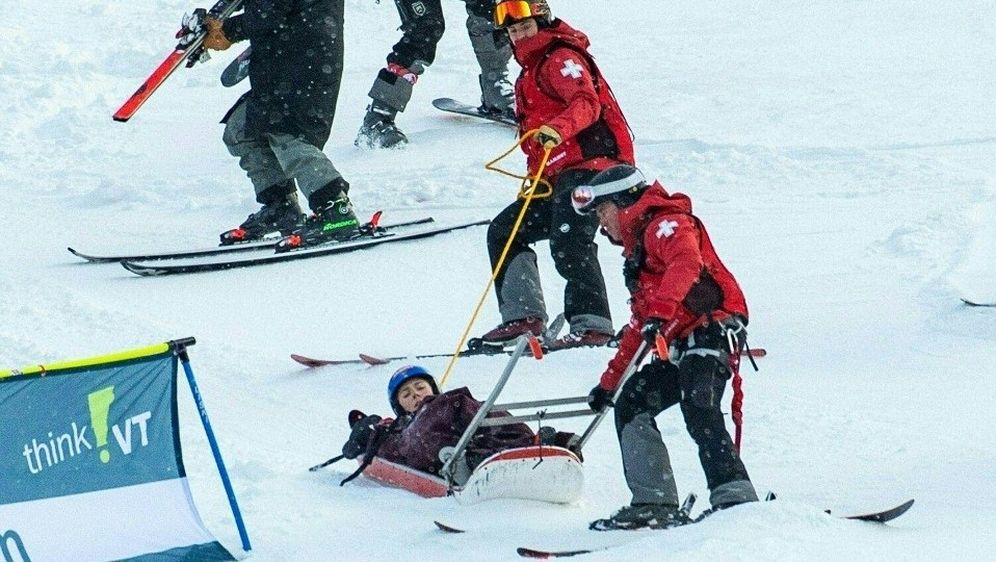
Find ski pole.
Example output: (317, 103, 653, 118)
(308, 454, 345, 472)
(573, 340, 651, 453)
(439, 133, 552, 389)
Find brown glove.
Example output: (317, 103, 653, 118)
(202, 18, 232, 51)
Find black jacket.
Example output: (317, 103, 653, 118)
(224, 0, 344, 147)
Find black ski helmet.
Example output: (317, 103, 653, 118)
(571, 165, 649, 215)
(494, 1, 553, 29)
(386, 365, 439, 416)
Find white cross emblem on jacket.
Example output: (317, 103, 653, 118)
(560, 59, 584, 78)
(656, 220, 679, 238)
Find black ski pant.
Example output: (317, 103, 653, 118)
(387, 0, 503, 70)
(613, 322, 756, 507)
(486, 169, 612, 334)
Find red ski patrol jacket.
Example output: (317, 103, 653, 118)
(511, 19, 634, 180)
(600, 182, 749, 390)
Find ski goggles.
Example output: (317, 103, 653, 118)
(494, 1, 538, 28)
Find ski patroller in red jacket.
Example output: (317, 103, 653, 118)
(511, 19, 635, 180)
(599, 182, 749, 391)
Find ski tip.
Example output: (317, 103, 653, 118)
(358, 353, 390, 366)
(516, 547, 551, 559)
(517, 546, 593, 559)
(120, 261, 159, 276)
(433, 520, 465, 534)
(961, 298, 995, 307)
(842, 498, 915, 523)
(291, 354, 324, 368)
(67, 247, 112, 263)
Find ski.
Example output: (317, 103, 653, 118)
(433, 521, 466, 534)
(961, 298, 996, 308)
(220, 45, 251, 87)
(516, 498, 914, 558)
(517, 546, 610, 559)
(69, 215, 434, 263)
(836, 498, 915, 523)
(120, 219, 490, 276)
(290, 354, 364, 368)
(432, 98, 516, 127)
(113, 0, 244, 122)
(292, 345, 767, 369)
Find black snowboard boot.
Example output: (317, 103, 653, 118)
(220, 185, 303, 245)
(355, 102, 408, 149)
(275, 194, 360, 253)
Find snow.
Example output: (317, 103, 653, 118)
(2, 0, 995, 560)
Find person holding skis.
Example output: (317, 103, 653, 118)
(341, 365, 577, 484)
(202, 0, 362, 252)
(572, 165, 759, 530)
(355, 0, 516, 148)
(477, 0, 633, 350)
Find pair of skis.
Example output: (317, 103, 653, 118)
(69, 215, 489, 276)
(291, 345, 768, 369)
(436, 498, 914, 559)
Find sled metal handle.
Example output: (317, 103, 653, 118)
(478, 409, 594, 426)
(493, 396, 589, 410)
(573, 340, 650, 454)
(439, 335, 534, 484)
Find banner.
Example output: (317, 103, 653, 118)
(0, 344, 237, 562)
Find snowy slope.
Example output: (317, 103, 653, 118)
(2, 1, 995, 560)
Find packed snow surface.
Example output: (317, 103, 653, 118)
(2, 1, 994, 560)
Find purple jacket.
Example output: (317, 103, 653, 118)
(377, 387, 535, 474)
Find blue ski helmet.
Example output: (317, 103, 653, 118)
(387, 365, 439, 416)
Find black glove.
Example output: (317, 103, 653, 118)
(341, 414, 382, 459)
(587, 385, 614, 412)
(641, 318, 665, 344)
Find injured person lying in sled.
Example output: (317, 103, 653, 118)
(335, 363, 591, 504)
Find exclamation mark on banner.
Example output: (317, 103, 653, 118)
(87, 386, 115, 463)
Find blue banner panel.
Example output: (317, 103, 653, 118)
(1, 353, 182, 504)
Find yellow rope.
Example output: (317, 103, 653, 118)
(484, 134, 555, 199)
(439, 130, 553, 388)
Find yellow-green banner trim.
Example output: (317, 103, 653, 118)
(0, 343, 173, 379)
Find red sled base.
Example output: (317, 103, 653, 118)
(359, 445, 583, 504)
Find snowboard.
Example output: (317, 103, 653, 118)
(220, 46, 251, 87)
(432, 97, 517, 127)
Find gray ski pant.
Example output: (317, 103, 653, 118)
(222, 97, 344, 207)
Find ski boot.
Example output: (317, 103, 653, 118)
(220, 191, 303, 246)
(477, 317, 546, 347)
(274, 194, 360, 253)
(545, 329, 613, 351)
(590, 502, 692, 531)
(355, 102, 408, 149)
